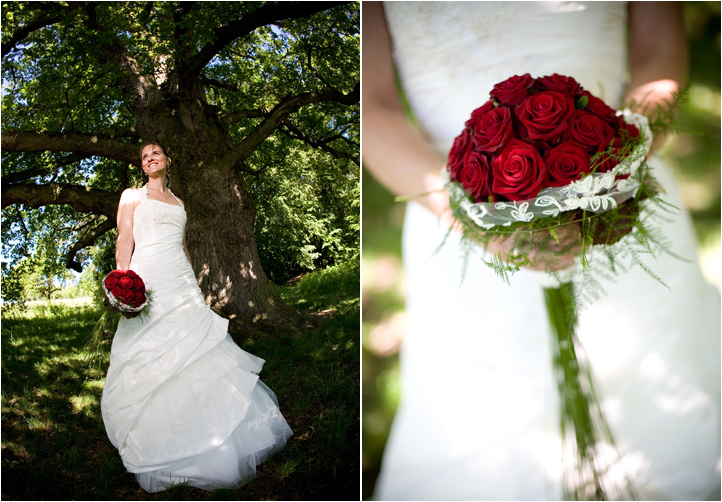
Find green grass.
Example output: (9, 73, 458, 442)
(1, 259, 359, 501)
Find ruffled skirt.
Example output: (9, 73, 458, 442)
(101, 257, 292, 492)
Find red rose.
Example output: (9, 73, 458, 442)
(490, 73, 534, 107)
(515, 91, 575, 143)
(133, 276, 144, 290)
(105, 275, 118, 289)
(125, 270, 138, 279)
(472, 106, 514, 153)
(460, 152, 493, 202)
(581, 91, 618, 126)
(544, 142, 591, 187)
(108, 270, 124, 280)
(492, 139, 548, 201)
(120, 288, 133, 302)
(614, 116, 640, 142)
(536, 74, 583, 99)
(111, 286, 123, 298)
(118, 275, 133, 289)
(563, 109, 616, 154)
(465, 101, 494, 128)
(447, 128, 474, 182)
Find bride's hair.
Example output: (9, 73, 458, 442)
(138, 140, 171, 187)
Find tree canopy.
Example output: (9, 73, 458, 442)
(1, 1, 359, 333)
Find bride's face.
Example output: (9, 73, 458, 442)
(141, 144, 170, 177)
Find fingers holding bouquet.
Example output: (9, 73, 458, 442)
(478, 220, 581, 273)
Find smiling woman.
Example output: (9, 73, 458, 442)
(100, 140, 293, 492)
(138, 142, 172, 187)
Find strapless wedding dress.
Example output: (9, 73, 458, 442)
(101, 186, 292, 492)
(374, 2, 720, 500)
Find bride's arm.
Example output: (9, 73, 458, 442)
(626, 2, 688, 151)
(115, 188, 138, 270)
(361, 2, 453, 228)
(362, 2, 577, 269)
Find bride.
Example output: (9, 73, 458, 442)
(362, 2, 720, 500)
(100, 141, 292, 492)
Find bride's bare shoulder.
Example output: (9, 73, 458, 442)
(119, 187, 142, 206)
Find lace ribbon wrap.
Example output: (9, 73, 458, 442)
(447, 112, 652, 229)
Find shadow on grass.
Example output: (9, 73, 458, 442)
(1, 259, 359, 501)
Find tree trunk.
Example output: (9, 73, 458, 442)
(136, 89, 306, 343)
(184, 162, 306, 341)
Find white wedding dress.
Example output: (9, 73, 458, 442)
(374, 2, 721, 500)
(101, 186, 292, 493)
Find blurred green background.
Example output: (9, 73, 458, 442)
(361, 2, 721, 499)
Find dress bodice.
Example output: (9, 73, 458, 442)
(132, 186, 186, 262)
(383, 1, 628, 156)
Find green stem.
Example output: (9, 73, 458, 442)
(545, 284, 593, 456)
(544, 283, 637, 501)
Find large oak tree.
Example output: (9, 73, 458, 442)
(1, 1, 359, 340)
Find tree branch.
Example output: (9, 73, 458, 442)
(3, 167, 53, 184)
(2, 130, 140, 166)
(280, 119, 359, 165)
(221, 108, 267, 127)
(182, 2, 348, 81)
(65, 217, 116, 272)
(200, 75, 239, 93)
(1, 2, 83, 58)
(1, 182, 120, 219)
(2, 153, 89, 184)
(235, 159, 279, 179)
(173, 1, 196, 63)
(221, 84, 359, 167)
(83, 2, 155, 110)
(12, 205, 31, 242)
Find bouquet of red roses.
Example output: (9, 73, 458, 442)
(443, 74, 678, 501)
(84, 269, 151, 374)
(448, 73, 646, 200)
(102, 269, 149, 317)
(445, 73, 656, 276)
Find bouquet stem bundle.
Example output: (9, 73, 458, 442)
(83, 307, 120, 375)
(544, 283, 637, 501)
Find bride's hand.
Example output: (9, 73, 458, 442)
(480, 223, 581, 272)
(486, 202, 640, 272)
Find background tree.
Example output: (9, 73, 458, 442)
(1, 1, 360, 340)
